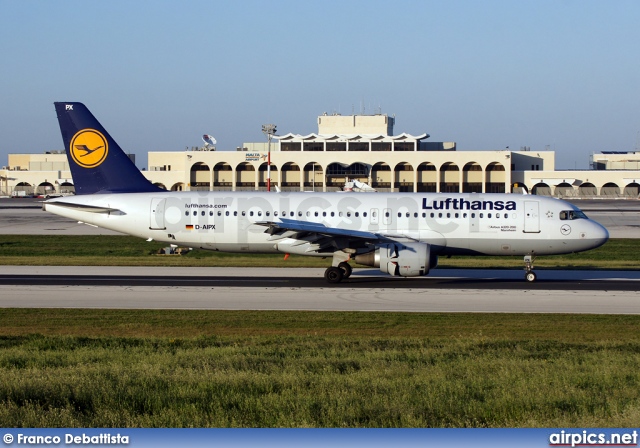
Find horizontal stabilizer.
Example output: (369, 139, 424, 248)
(43, 201, 124, 214)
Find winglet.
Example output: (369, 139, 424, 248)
(54, 102, 162, 195)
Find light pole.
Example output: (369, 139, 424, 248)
(262, 124, 277, 191)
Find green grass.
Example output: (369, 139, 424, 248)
(0, 310, 639, 427)
(0, 235, 637, 269)
(0, 237, 638, 427)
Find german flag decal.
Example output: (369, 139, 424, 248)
(185, 225, 194, 230)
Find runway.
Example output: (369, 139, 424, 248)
(1, 266, 639, 314)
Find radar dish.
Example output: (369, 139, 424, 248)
(202, 134, 217, 146)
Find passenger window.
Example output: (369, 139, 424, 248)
(201, 211, 205, 216)
(447, 213, 451, 218)
(298, 211, 302, 217)
(314, 212, 319, 217)
(234, 211, 238, 217)
(265, 211, 269, 216)
(406, 212, 410, 218)
(347, 212, 351, 217)
(430, 213, 434, 218)
(355, 212, 359, 217)
(226, 211, 229, 216)
(193, 211, 197, 216)
(290, 212, 294, 217)
(339, 212, 343, 217)
(463, 213, 467, 218)
(185, 211, 189, 216)
(471, 213, 475, 218)
(438, 213, 442, 218)
(274, 211, 278, 216)
(385, 212, 390, 217)
(242, 211, 246, 216)
(488, 213, 492, 218)
(217, 211, 221, 216)
(397, 212, 402, 218)
(480, 213, 484, 218)
(306, 212, 310, 217)
(363, 212, 367, 217)
(249, 211, 254, 217)
(455, 213, 459, 218)
(323, 212, 327, 217)
(258, 211, 262, 216)
(331, 212, 335, 217)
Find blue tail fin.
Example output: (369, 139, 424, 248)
(54, 102, 162, 195)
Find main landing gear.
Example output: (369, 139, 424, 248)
(524, 255, 537, 282)
(324, 262, 352, 284)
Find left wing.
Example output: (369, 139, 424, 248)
(256, 218, 412, 253)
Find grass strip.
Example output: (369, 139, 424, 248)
(0, 310, 639, 427)
(0, 235, 637, 269)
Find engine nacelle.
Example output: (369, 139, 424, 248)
(354, 242, 437, 277)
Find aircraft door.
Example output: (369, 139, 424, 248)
(150, 198, 166, 230)
(523, 200, 540, 233)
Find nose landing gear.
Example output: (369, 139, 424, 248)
(524, 255, 537, 282)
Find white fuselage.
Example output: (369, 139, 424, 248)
(44, 191, 609, 257)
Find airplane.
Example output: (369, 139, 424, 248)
(44, 102, 610, 283)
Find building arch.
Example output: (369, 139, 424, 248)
(171, 182, 185, 191)
(462, 162, 482, 193)
(371, 162, 391, 191)
(532, 182, 551, 196)
(213, 162, 232, 190)
(578, 182, 597, 197)
(554, 182, 574, 198)
(303, 162, 323, 191)
(235, 162, 256, 190)
(153, 183, 167, 190)
(58, 181, 75, 194)
(511, 183, 528, 194)
(624, 182, 640, 198)
(326, 162, 369, 191)
(439, 162, 460, 193)
(601, 182, 620, 198)
(417, 162, 436, 192)
(394, 162, 414, 192)
(13, 182, 33, 196)
(36, 181, 55, 196)
(485, 162, 506, 193)
(279, 162, 301, 190)
(258, 162, 279, 190)
(190, 162, 210, 191)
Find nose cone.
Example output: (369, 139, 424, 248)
(588, 220, 609, 249)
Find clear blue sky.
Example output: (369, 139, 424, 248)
(1, 0, 639, 169)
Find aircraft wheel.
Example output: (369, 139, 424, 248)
(324, 266, 344, 284)
(338, 262, 352, 279)
(525, 272, 537, 282)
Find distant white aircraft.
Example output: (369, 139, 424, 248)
(45, 102, 609, 283)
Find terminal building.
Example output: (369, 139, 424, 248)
(2, 113, 639, 199)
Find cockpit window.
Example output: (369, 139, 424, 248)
(559, 210, 588, 220)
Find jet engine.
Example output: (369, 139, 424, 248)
(354, 242, 437, 277)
